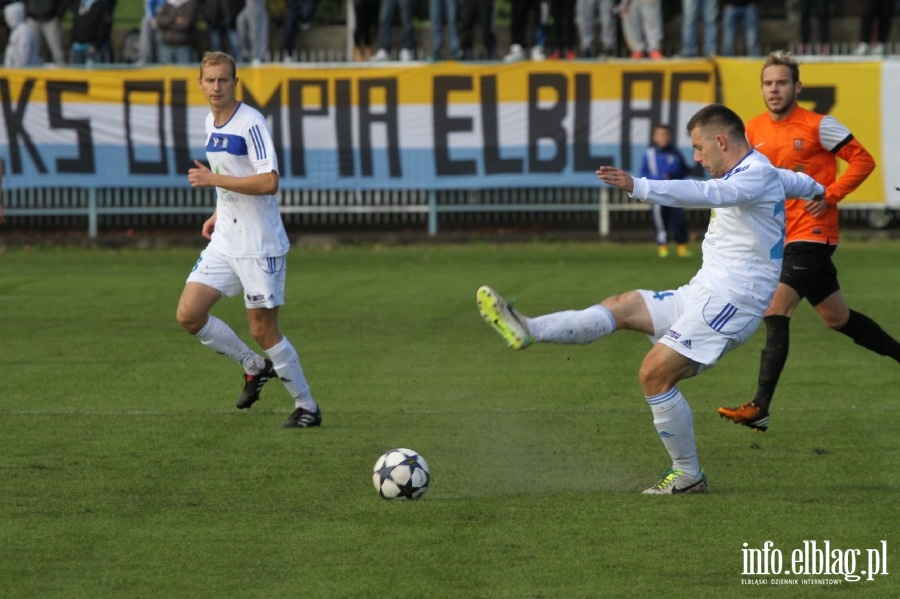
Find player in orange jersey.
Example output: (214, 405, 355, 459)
(718, 51, 900, 432)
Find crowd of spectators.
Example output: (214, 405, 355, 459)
(0, 0, 895, 66)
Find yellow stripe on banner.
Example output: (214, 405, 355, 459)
(719, 57, 884, 204)
(0, 61, 716, 107)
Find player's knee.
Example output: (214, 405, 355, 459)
(818, 305, 850, 330)
(176, 306, 204, 335)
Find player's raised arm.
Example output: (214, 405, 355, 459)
(596, 166, 635, 193)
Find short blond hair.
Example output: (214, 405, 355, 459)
(200, 51, 237, 79)
(762, 51, 800, 84)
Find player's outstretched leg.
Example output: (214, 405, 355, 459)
(476, 286, 534, 349)
(237, 359, 277, 409)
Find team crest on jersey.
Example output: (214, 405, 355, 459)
(793, 138, 804, 151)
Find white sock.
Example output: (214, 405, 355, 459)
(646, 387, 700, 477)
(265, 336, 316, 411)
(525, 305, 616, 344)
(195, 315, 266, 374)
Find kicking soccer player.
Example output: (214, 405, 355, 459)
(718, 52, 900, 432)
(176, 51, 322, 429)
(478, 104, 824, 494)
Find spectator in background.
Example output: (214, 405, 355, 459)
(69, 0, 115, 64)
(458, 0, 495, 59)
(0, 156, 4, 225)
(283, 0, 316, 61)
(549, 0, 577, 59)
(721, 0, 759, 56)
(372, 0, 415, 62)
(680, 0, 717, 57)
(798, 0, 831, 55)
(430, 0, 459, 61)
(4, 1, 39, 66)
(156, 0, 200, 64)
(640, 124, 692, 258)
(578, 0, 617, 58)
(620, 0, 664, 59)
(25, 0, 66, 64)
(352, 0, 378, 61)
(203, 0, 243, 57)
(137, 0, 163, 64)
(236, 0, 268, 63)
(854, 0, 894, 56)
(504, 0, 545, 62)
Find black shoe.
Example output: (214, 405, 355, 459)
(236, 359, 276, 410)
(281, 405, 323, 428)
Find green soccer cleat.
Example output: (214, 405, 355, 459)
(476, 285, 534, 349)
(642, 468, 708, 495)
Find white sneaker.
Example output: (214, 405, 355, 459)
(399, 48, 413, 62)
(854, 42, 869, 56)
(372, 48, 390, 62)
(504, 44, 525, 63)
(642, 468, 707, 495)
(530, 45, 546, 61)
(476, 286, 534, 350)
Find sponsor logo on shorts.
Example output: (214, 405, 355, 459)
(246, 293, 266, 303)
(665, 329, 681, 340)
(681, 339, 692, 349)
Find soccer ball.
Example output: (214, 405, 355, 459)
(372, 448, 430, 500)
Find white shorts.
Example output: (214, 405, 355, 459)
(186, 246, 286, 309)
(638, 284, 761, 370)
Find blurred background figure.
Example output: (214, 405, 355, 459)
(137, 0, 163, 64)
(352, 0, 378, 60)
(504, 0, 545, 62)
(854, 0, 894, 56)
(680, 0, 717, 57)
(236, 0, 268, 63)
(25, 0, 66, 64)
(620, 0, 664, 59)
(798, 0, 831, 55)
(640, 124, 691, 258)
(549, 0, 577, 59)
(4, 1, 39, 66)
(283, 0, 316, 61)
(69, 0, 115, 65)
(203, 0, 243, 57)
(721, 0, 760, 56)
(156, 0, 200, 64)
(372, 0, 416, 62)
(429, 0, 459, 61)
(578, 0, 618, 58)
(458, 0, 495, 59)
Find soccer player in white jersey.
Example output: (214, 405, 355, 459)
(477, 104, 824, 494)
(176, 51, 321, 429)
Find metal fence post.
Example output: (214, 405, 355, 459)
(599, 187, 610, 237)
(88, 187, 98, 239)
(428, 190, 438, 236)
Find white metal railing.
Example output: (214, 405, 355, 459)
(4, 186, 892, 238)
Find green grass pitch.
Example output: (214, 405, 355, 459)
(1, 240, 897, 597)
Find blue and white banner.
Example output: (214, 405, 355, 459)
(0, 61, 714, 191)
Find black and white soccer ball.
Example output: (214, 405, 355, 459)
(372, 448, 430, 500)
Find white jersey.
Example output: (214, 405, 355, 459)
(205, 102, 290, 258)
(630, 150, 824, 315)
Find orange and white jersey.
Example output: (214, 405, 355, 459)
(746, 106, 875, 245)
